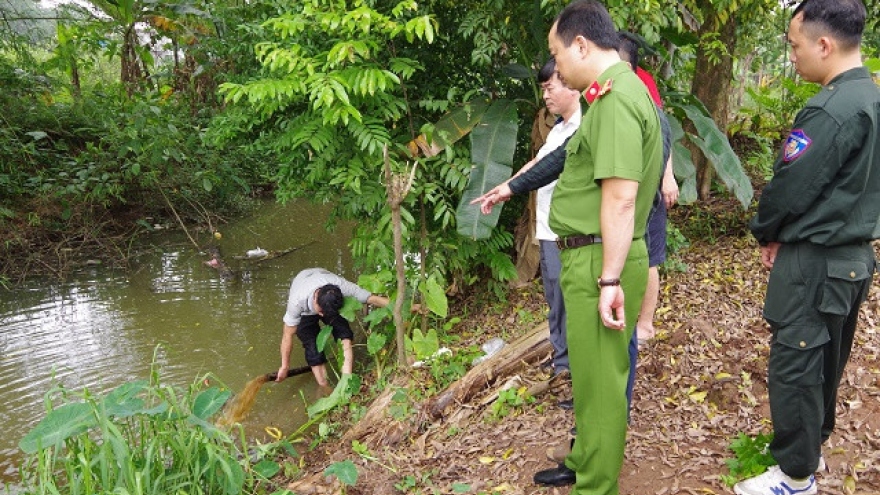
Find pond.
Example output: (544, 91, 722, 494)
(0, 199, 357, 487)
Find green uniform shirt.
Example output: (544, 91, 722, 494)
(750, 67, 880, 246)
(549, 62, 663, 239)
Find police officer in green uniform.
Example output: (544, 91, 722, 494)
(736, 1, 880, 494)
(474, 2, 662, 493)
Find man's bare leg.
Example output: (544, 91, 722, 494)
(636, 266, 660, 343)
(311, 364, 329, 387)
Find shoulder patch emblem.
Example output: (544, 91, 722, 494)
(783, 129, 811, 162)
(583, 79, 613, 104)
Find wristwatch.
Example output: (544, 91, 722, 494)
(597, 278, 621, 287)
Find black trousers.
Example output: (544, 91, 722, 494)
(764, 241, 875, 478)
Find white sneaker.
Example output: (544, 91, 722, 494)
(733, 465, 817, 495)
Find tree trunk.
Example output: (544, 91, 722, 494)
(689, 10, 737, 200)
(512, 107, 555, 287)
(383, 146, 412, 367)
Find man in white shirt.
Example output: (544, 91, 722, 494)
(515, 58, 582, 377)
(277, 268, 389, 387)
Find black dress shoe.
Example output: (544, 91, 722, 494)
(557, 398, 574, 410)
(534, 463, 576, 486)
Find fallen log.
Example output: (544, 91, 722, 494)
(425, 321, 550, 419)
(285, 322, 552, 494)
(231, 241, 316, 262)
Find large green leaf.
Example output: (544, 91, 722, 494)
(666, 114, 697, 205)
(192, 387, 232, 420)
(420, 274, 448, 318)
(408, 99, 490, 157)
(679, 104, 754, 209)
(102, 380, 148, 418)
(324, 459, 358, 486)
(456, 99, 518, 239)
(339, 296, 362, 322)
(307, 373, 359, 418)
(19, 402, 96, 454)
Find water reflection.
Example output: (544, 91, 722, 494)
(0, 200, 355, 486)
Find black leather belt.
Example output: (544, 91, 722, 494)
(556, 234, 602, 250)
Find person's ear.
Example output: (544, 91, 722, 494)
(817, 36, 833, 58)
(574, 35, 590, 59)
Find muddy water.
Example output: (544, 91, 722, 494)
(0, 200, 357, 485)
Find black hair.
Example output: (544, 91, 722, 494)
(538, 57, 556, 84)
(554, 0, 619, 51)
(316, 284, 344, 318)
(793, 0, 866, 51)
(617, 32, 640, 70)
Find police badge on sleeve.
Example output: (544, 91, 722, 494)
(783, 129, 811, 162)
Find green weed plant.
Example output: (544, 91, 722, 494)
(17, 364, 252, 495)
(721, 432, 776, 486)
(489, 387, 534, 422)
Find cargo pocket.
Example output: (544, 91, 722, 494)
(818, 259, 871, 316)
(770, 323, 829, 386)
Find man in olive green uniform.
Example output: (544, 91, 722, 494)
(546, 3, 660, 493)
(737, 1, 879, 494)
(472, 2, 661, 493)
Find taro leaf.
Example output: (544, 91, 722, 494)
(366, 332, 387, 356)
(307, 373, 356, 418)
(339, 296, 362, 322)
(102, 380, 148, 418)
(192, 387, 232, 420)
(407, 327, 440, 361)
(316, 326, 333, 353)
(865, 57, 880, 73)
(324, 459, 358, 486)
(362, 305, 391, 326)
(679, 104, 753, 209)
(666, 114, 697, 205)
(19, 402, 96, 454)
(140, 402, 170, 416)
(456, 99, 518, 239)
(421, 274, 448, 318)
(253, 459, 281, 479)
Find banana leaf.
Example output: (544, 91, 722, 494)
(455, 99, 518, 240)
(666, 113, 698, 205)
(406, 99, 490, 158)
(679, 103, 754, 209)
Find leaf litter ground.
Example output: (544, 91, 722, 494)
(282, 235, 880, 495)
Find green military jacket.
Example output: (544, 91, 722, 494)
(750, 67, 880, 246)
(548, 62, 662, 239)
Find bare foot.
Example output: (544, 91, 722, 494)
(636, 325, 656, 344)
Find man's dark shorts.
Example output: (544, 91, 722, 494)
(296, 314, 355, 366)
(645, 199, 667, 268)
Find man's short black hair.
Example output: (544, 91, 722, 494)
(316, 284, 344, 319)
(793, 0, 866, 51)
(538, 57, 557, 84)
(554, 0, 619, 51)
(617, 32, 640, 70)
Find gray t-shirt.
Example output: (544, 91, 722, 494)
(282, 268, 371, 327)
